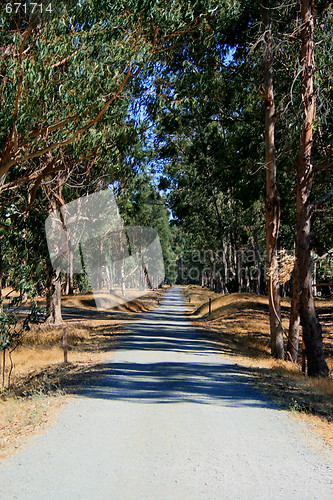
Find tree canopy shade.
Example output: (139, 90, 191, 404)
(0, 0, 332, 377)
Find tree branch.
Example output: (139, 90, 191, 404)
(312, 185, 333, 208)
(0, 65, 137, 187)
(51, 50, 79, 69)
(27, 114, 80, 139)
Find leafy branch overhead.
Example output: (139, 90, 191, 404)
(0, 0, 216, 195)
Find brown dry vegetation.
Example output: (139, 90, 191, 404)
(0, 287, 168, 458)
(182, 285, 333, 448)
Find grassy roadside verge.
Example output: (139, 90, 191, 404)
(0, 287, 168, 459)
(181, 285, 333, 449)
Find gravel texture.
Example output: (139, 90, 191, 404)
(0, 287, 332, 499)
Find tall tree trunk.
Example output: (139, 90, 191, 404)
(263, 3, 284, 359)
(296, 0, 328, 376)
(106, 264, 113, 291)
(119, 234, 126, 297)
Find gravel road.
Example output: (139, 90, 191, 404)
(0, 287, 332, 499)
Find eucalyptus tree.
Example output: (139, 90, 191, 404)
(144, 1, 269, 293)
(262, 0, 284, 359)
(290, 0, 331, 376)
(155, 72, 267, 291)
(115, 168, 175, 283)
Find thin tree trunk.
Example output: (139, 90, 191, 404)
(255, 244, 262, 295)
(105, 264, 113, 291)
(97, 239, 103, 290)
(46, 266, 63, 325)
(296, 0, 328, 376)
(45, 192, 63, 325)
(312, 262, 317, 297)
(0, 238, 3, 314)
(253, 236, 265, 295)
(2, 349, 6, 389)
(221, 242, 228, 291)
(120, 236, 126, 297)
(263, 2, 284, 359)
(67, 249, 74, 295)
(234, 245, 240, 293)
(64, 274, 69, 296)
(287, 266, 301, 362)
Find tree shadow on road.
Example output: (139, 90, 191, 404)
(59, 290, 281, 410)
(63, 359, 279, 409)
(60, 304, 279, 409)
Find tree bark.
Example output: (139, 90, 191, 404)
(0, 238, 3, 314)
(296, 0, 328, 376)
(263, 2, 284, 359)
(46, 266, 63, 325)
(44, 184, 64, 325)
(106, 264, 113, 291)
(119, 234, 126, 297)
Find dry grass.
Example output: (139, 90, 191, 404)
(182, 285, 333, 448)
(0, 323, 118, 459)
(2, 286, 168, 387)
(1, 323, 119, 390)
(0, 394, 66, 459)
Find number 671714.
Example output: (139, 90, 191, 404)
(5, 3, 53, 14)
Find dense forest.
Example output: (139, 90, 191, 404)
(0, 0, 332, 378)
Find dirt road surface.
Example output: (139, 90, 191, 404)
(0, 287, 332, 499)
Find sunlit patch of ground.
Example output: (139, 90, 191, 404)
(182, 285, 333, 449)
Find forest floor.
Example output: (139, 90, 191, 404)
(181, 285, 333, 449)
(1, 284, 332, 459)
